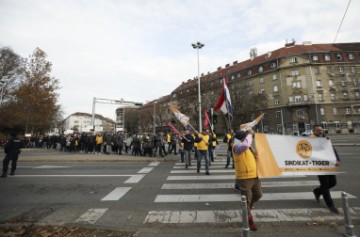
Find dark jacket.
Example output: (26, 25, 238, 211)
(4, 138, 22, 158)
(182, 134, 194, 151)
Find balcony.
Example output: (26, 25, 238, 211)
(287, 101, 312, 107)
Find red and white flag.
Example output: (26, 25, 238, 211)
(214, 73, 232, 117)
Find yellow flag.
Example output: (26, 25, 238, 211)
(240, 113, 265, 131)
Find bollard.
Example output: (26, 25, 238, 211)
(241, 195, 250, 237)
(342, 192, 357, 237)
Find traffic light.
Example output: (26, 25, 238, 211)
(213, 114, 217, 125)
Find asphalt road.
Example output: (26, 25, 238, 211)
(0, 135, 359, 237)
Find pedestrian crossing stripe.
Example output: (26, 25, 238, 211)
(161, 180, 320, 189)
(75, 208, 108, 224)
(170, 170, 234, 174)
(167, 175, 307, 181)
(143, 207, 360, 224)
(101, 187, 132, 201)
(173, 165, 226, 169)
(154, 191, 356, 203)
(137, 167, 154, 174)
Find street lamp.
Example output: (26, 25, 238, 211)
(153, 100, 158, 134)
(192, 41, 205, 132)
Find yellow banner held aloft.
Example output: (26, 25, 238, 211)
(240, 113, 265, 131)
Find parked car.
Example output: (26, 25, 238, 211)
(301, 130, 312, 136)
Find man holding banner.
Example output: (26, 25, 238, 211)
(311, 125, 341, 214)
(233, 128, 262, 231)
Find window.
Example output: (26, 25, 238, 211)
(276, 111, 281, 118)
(74, 120, 79, 123)
(270, 62, 277, 69)
(289, 96, 293, 103)
(264, 114, 269, 119)
(247, 70, 252, 76)
(237, 73, 241, 78)
(289, 57, 297, 63)
(292, 81, 301, 89)
(354, 79, 358, 86)
(312, 55, 319, 61)
(356, 92, 360, 99)
(316, 80, 322, 87)
(321, 122, 328, 130)
(343, 93, 348, 100)
(333, 107, 337, 115)
(296, 109, 304, 117)
(290, 70, 300, 76)
(231, 75, 235, 80)
(351, 67, 356, 73)
(345, 108, 351, 115)
(336, 53, 342, 60)
(264, 125, 269, 132)
(259, 88, 265, 94)
(349, 53, 354, 60)
(305, 124, 311, 131)
(318, 93, 324, 101)
(277, 124, 282, 133)
(324, 54, 331, 61)
(273, 85, 278, 92)
(259, 78, 264, 84)
(320, 108, 325, 116)
(293, 124, 299, 132)
(335, 121, 340, 129)
(339, 66, 344, 73)
(274, 98, 279, 105)
(303, 95, 308, 101)
(295, 95, 302, 103)
(272, 74, 277, 80)
(249, 91, 253, 96)
(331, 93, 336, 101)
(329, 79, 334, 87)
(258, 66, 263, 73)
(341, 80, 346, 87)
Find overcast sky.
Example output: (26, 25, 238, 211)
(1, 0, 359, 120)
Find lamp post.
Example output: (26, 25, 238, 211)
(153, 100, 158, 134)
(192, 41, 205, 132)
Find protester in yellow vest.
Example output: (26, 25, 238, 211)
(194, 129, 210, 175)
(95, 133, 103, 154)
(233, 129, 262, 231)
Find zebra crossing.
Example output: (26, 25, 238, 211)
(144, 159, 359, 224)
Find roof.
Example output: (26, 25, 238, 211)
(172, 42, 360, 93)
(64, 112, 114, 123)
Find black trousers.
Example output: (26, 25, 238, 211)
(2, 155, 18, 174)
(314, 175, 337, 208)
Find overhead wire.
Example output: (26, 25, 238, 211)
(333, 0, 351, 43)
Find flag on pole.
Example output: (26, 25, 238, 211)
(214, 74, 232, 117)
(240, 113, 265, 131)
(164, 120, 181, 136)
(169, 103, 190, 127)
(203, 110, 210, 129)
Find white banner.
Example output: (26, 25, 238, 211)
(255, 134, 339, 177)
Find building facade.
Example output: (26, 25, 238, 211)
(62, 112, 114, 133)
(142, 41, 360, 135)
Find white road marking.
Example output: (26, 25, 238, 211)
(75, 208, 108, 224)
(154, 191, 356, 203)
(175, 162, 227, 165)
(13, 175, 134, 177)
(149, 162, 160, 166)
(167, 175, 308, 181)
(138, 167, 154, 174)
(125, 174, 145, 183)
(161, 181, 319, 189)
(33, 165, 70, 169)
(143, 208, 360, 224)
(170, 170, 234, 174)
(101, 187, 132, 201)
(173, 165, 225, 169)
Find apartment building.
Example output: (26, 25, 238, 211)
(144, 41, 360, 135)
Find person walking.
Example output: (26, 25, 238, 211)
(195, 129, 211, 175)
(224, 129, 235, 168)
(168, 132, 177, 155)
(233, 129, 262, 231)
(311, 124, 341, 214)
(1, 133, 22, 178)
(95, 133, 103, 154)
(182, 130, 194, 168)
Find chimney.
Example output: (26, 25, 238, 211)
(225, 64, 230, 68)
(217, 66, 222, 71)
(250, 47, 257, 60)
(233, 61, 238, 65)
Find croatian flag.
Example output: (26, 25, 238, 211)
(214, 75, 233, 117)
